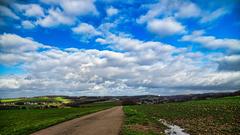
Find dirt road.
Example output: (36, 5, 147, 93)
(32, 106, 123, 135)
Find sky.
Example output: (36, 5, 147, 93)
(0, 0, 240, 98)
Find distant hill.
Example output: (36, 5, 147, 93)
(119, 90, 240, 105)
(1, 90, 239, 107)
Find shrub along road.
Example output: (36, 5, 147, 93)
(32, 106, 123, 135)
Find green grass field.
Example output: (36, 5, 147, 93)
(122, 96, 240, 135)
(0, 102, 116, 135)
(0, 96, 70, 103)
(54, 97, 71, 103)
(0, 98, 22, 103)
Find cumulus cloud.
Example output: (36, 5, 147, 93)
(181, 31, 240, 52)
(40, 0, 98, 16)
(106, 7, 118, 16)
(217, 55, 240, 71)
(0, 0, 239, 98)
(37, 8, 74, 27)
(60, 0, 98, 16)
(14, 3, 45, 17)
(21, 20, 35, 29)
(137, 0, 201, 24)
(137, 0, 197, 36)
(200, 8, 228, 23)
(146, 18, 186, 36)
(0, 33, 239, 97)
(175, 2, 201, 18)
(36, 0, 98, 28)
(137, 0, 229, 24)
(96, 38, 107, 44)
(0, 33, 48, 53)
(72, 23, 101, 37)
(137, 0, 230, 37)
(0, 5, 19, 19)
(71, 23, 102, 42)
(0, 33, 51, 65)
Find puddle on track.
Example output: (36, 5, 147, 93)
(159, 119, 190, 135)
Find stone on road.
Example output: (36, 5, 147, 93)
(32, 106, 123, 135)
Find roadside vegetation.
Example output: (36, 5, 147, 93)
(0, 101, 117, 135)
(122, 96, 240, 135)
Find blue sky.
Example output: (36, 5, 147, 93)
(0, 0, 239, 98)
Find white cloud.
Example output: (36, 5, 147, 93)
(103, 33, 176, 52)
(96, 38, 107, 44)
(21, 20, 35, 29)
(175, 2, 201, 18)
(137, 1, 201, 37)
(40, 0, 98, 16)
(60, 0, 98, 16)
(106, 7, 118, 16)
(137, 0, 230, 37)
(0, 33, 49, 53)
(217, 55, 240, 71)
(147, 18, 186, 36)
(72, 23, 101, 37)
(0, 0, 239, 98)
(36, 0, 98, 28)
(0, 77, 21, 89)
(64, 48, 80, 52)
(15, 4, 44, 17)
(181, 31, 240, 52)
(200, 8, 228, 23)
(37, 8, 74, 27)
(137, 0, 201, 24)
(1, 33, 240, 97)
(98, 22, 118, 34)
(0, 33, 51, 65)
(0, 5, 19, 19)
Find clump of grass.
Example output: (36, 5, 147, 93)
(122, 106, 166, 135)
